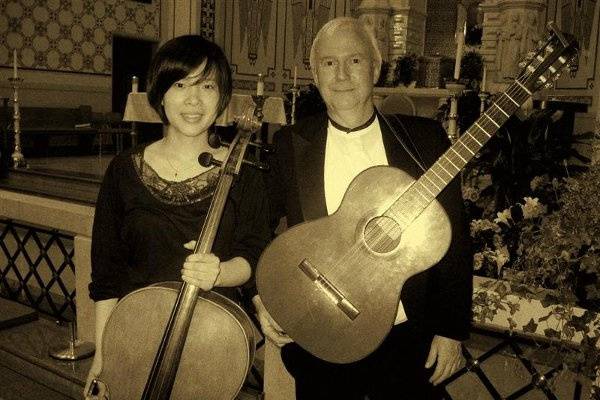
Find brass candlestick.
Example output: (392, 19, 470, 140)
(445, 82, 465, 143)
(8, 77, 26, 168)
(290, 85, 299, 125)
(49, 320, 95, 361)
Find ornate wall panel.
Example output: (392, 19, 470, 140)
(546, 0, 599, 91)
(213, 0, 360, 95)
(0, 0, 160, 76)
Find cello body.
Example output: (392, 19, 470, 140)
(94, 282, 255, 400)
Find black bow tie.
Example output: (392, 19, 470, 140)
(329, 112, 377, 133)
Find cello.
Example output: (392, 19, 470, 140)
(88, 106, 265, 400)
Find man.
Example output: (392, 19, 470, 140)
(252, 17, 473, 399)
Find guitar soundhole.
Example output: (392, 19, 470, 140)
(363, 216, 402, 254)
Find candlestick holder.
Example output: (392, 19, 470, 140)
(445, 81, 465, 143)
(49, 320, 95, 361)
(290, 85, 299, 125)
(478, 91, 490, 116)
(251, 94, 265, 122)
(8, 77, 27, 169)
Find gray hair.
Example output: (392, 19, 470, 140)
(309, 17, 382, 77)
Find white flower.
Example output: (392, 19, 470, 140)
(470, 219, 501, 235)
(530, 175, 547, 191)
(462, 186, 480, 202)
(521, 197, 547, 219)
(495, 246, 510, 269)
(494, 208, 512, 226)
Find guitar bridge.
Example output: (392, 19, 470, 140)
(298, 259, 360, 320)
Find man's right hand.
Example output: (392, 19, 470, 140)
(252, 295, 293, 347)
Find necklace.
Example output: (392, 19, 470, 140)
(165, 155, 198, 178)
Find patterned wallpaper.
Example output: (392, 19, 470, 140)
(0, 0, 160, 75)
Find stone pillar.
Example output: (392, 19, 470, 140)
(356, 0, 392, 62)
(480, 0, 546, 91)
(388, 0, 428, 61)
(160, 0, 201, 43)
(74, 235, 94, 343)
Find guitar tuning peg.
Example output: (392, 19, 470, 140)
(526, 51, 536, 59)
(518, 60, 528, 68)
(544, 82, 555, 89)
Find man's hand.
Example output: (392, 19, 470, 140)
(425, 335, 463, 386)
(181, 241, 221, 291)
(252, 295, 293, 347)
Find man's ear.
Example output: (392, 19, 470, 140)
(372, 61, 381, 85)
(312, 68, 319, 86)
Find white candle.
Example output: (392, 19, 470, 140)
(293, 66, 297, 87)
(13, 49, 18, 79)
(481, 65, 487, 92)
(132, 76, 139, 93)
(453, 22, 466, 81)
(256, 73, 264, 96)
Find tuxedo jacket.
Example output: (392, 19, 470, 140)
(264, 111, 473, 341)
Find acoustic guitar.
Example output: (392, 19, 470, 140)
(256, 24, 579, 364)
(88, 109, 264, 399)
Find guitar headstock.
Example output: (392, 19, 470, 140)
(517, 22, 579, 92)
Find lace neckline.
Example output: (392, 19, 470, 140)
(132, 147, 220, 205)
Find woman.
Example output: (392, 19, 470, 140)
(84, 35, 270, 394)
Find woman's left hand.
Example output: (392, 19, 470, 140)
(181, 241, 221, 291)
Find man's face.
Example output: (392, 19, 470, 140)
(313, 26, 379, 118)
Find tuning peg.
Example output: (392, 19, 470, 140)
(198, 152, 222, 168)
(518, 60, 528, 68)
(543, 82, 555, 89)
(208, 133, 224, 149)
(198, 151, 270, 171)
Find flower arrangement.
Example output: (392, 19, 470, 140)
(469, 166, 600, 306)
(468, 165, 600, 390)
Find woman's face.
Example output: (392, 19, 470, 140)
(163, 60, 220, 138)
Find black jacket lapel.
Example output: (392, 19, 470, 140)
(293, 113, 329, 221)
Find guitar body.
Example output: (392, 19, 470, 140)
(95, 283, 255, 400)
(257, 166, 452, 363)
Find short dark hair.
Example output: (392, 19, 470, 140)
(147, 35, 232, 125)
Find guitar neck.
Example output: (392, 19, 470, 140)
(386, 80, 532, 224)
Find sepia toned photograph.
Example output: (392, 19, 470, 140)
(0, 1, 599, 399)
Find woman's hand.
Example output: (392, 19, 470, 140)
(181, 241, 221, 291)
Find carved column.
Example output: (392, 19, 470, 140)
(480, 0, 546, 91)
(387, 0, 428, 61)
(160, 0, 201, 43)
(356, 0, 392, 62)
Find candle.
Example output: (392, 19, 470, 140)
(453, 22, 466, 81)
(293, 66, 297, 87)
(132, 76, 139, 93)
(256, 73, 264, 96)
(481, 65, 487, 92)
(13, 49, 18, 79)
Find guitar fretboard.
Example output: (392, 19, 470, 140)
(386, 79, 532, 227)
